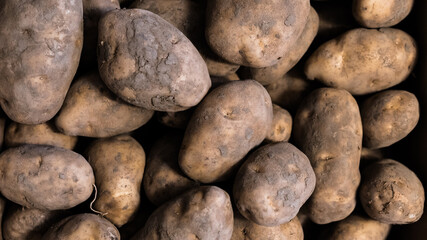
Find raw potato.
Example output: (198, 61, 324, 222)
(179, 80, 273, 183)
(359, 159, 425, 224)
(266, 104, 293, 143)
(234, 142, 315, 226)
(353, 0, 414, 28)
(55, 72, 154, 138)
(87, 135, 145, 227)
(43, 213, 120, 240)
(0, 111, 6, 150)
(5, 122, 78, 150)
(305, 28, 417, 95)
(156, 109, 193, 129)
(327, 214, 390, 240)
(0, 0, 83, 124)
(0, 145, 94, 210)
(361, 90, 419, 149)
(293, 88, 362, 224)
(97, 9, 211, 112)
(132, 186, 233, 240)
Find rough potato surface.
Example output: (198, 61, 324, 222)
(327, 214, 390, 240)
(266, 104, 293, 143)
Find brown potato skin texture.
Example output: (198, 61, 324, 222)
(5, 122, 77, 150)
(327, 214, 390, 240)
(43, 213, 120, 240)
(55, 72, 153, 138)
(359, 159, 425, 224)
(0, 145, 94, 210)
(293, 88, 362, 224)
(234, 142, 315, 226)
(98, 9, 211, 112)
(266, 104, 293, 143)
(305, 28, 417, 95)
(132, 186, 233, 240)
(179, 80, 273, 183)
(0, 0, 83, 124)
(87, 135, 145, 227)
(361, 90, 419, 149)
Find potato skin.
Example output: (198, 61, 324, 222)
(98, 9, 211, 112)
(293, 88, 362, 224)
(179, 80, 273, 183)
(359, 159, 425, 224)
(305, 28, 417, 95)
(266, 104, 293, 143)
(361, 90, 419, 149)
(327, 214, 390, 240)
(87, 135, 145, 227)
(0, 145, 94, 210)
(0, 0, 83, 124)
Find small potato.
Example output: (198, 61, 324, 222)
(305, 28, 417, 95)
(361, 90, 419, 149)
(5, 122, 77, 150)
(266, 104, 293, 143)
(87, 135, 145, 227)
(43, 213, 120, 240)
(359, 159, 425, 224)
(234, 142, 315, 226)
(0, 145, 94, 210)
(179, 80, 273, 183)
(156, 109, 193, 129)
(327, 214, 390, 240)
(55, 72, 154, 138)
(132, 186, 233, 240)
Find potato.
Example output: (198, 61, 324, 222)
(97, 9, 211, 112)
(5, 122, 77, 150)
(156, 109, 193, 129)
(87, 135, 145, 227)
(326, 214, 390, 240)
(43, 213, 120, 240)
(359, 159, 425, 224)
(293, 88, 362, 224)
(179, 80, 273, 183)
(361, 90, 419, 149)
(0, 0, 83, 124)
(353, 0, 414, 28)
(305, 28, 417, 95)
(132, 186, 233, 240)
(0, 145, 94, 210)
(55, 72, 153, 138)
(0, 111, 6, 150)
(266, 104, 293, 143)
(143, 133, 199, 206)
(205, 0, 310, 68)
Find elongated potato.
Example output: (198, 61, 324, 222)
(0, 145, 94, 210)
(293, 88, 362, 224)
(327, 214, 390, 240)
(266, 104, 293, 143)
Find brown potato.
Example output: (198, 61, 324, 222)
(266, 104, 293, 143)
(293, 88, 362, 224)
(0, 0, 83, 124)
(359, 159, 425, 224)
(361, 90, 419, 149)
(0, 111, 6, 150)
(327, 214, 390, 240)
(0, 145, 94, 210)
(156, 109, 193, 129)
(87, 135, 145, 227)
(179, 80, 273, 183)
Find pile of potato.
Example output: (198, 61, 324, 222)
(0, 0, 424, 239)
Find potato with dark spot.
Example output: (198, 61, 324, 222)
(359, 159, 424, 224)
(0, 145, 94, 210)
(234, 142, 315, 226)
(266, 104, 293, 143)
(361, 90, 419, 149)
(293, 88, 362, 224)
(327, 214, 390, 240)
(179, 80, 273, 183)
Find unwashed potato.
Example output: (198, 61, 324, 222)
(55, 72, 153, 138)
(305, 28, 417, 95)
(359, 159, 425, 224)
(98, 9, 211, 112)
(132, 186, 233, 240)
(5, 122, 78, 150)
(293, 88, 362, 224)
(87, 135, 145, 227)
(234, 142, 315, 226)
(43, 213, 120, 240)
(327, 214, 390, 240)
(266, 104, 293, 143)
(361, 90, 419, 149)
(0, 0, 83, 124)
(156, 109, 194, 129)
(0, 145, 94, 210)
(179, 80, 273, 183)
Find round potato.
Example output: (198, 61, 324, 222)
(327, 214, 390, 240)
(266, 104, 293, 143)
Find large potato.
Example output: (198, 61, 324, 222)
(0, 0, 83, 124)
(179, 80, 273, 183)
(327, 214, 390, 240)
(0, 145, 94, 210)
(97, 9, 211, 112)
(293, 88, 362, 224)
